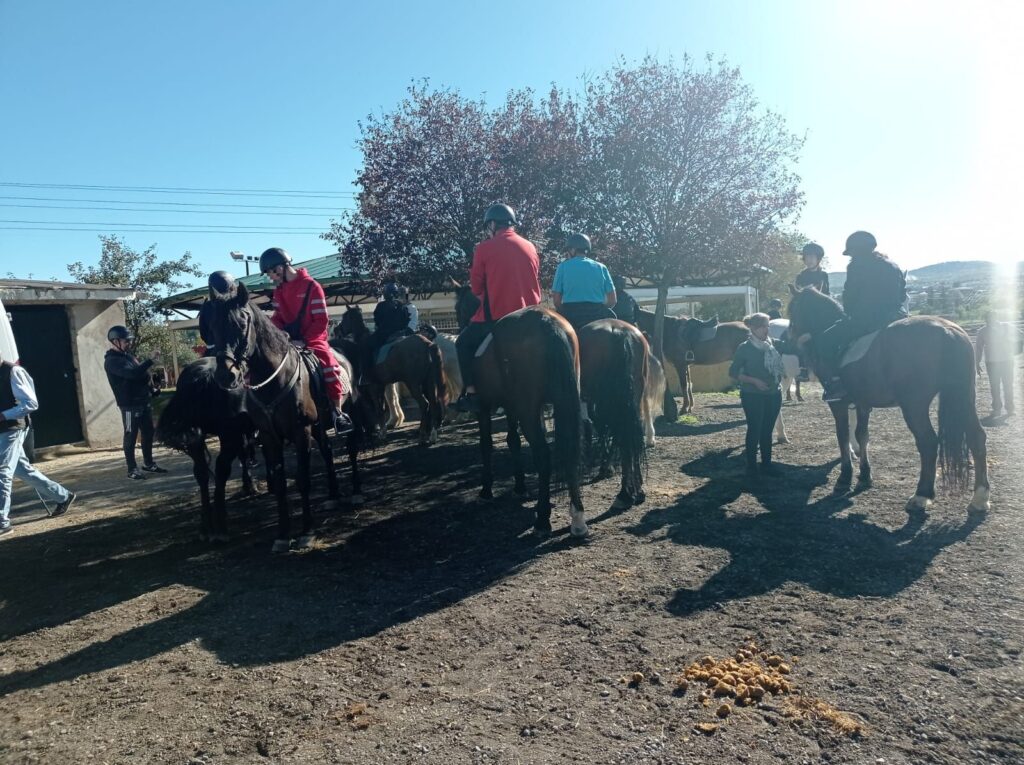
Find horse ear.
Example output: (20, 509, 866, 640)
(788, 283, 798, 296)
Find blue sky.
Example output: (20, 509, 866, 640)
(1, 0, 1020, 287)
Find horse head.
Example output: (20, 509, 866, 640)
(675, 315, 719, 362)
(787, 284, 844, 341)
(210, 282, 256, 392)
(339, 304, 367, 338)
(453, 286, 480, 331)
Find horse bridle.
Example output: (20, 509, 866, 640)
(218, 305, 301, 403)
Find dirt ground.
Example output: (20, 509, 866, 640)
(1, 375, 1022, 765)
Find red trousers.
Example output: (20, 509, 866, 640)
(308, 340, 344, 400)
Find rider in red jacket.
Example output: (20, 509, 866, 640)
(259, 248, 352, 433)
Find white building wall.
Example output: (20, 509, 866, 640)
(68, 301, 126, 448)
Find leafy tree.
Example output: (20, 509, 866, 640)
(67, 235, 204, 358)
(578, 55, 805, 357)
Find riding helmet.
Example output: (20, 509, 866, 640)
(259, 247, 292, 274)
(382, 282, 401, 300)
(769, 298, 783, 309)
(208, 270, 236, 297)
(565, 233, 592, 253)
(483, 203, 517, 226)
(844, 231, 877, 257)
(801, 242, 825, 261)
(107, 325, 133, 342)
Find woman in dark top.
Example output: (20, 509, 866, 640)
(795, 242, 829, 294)
(729, 312, 788, 478)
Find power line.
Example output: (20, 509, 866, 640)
(0, 182, 358, 198)
(0, 203, 353, 217)
(0, 218, 324, 230)
(0, 194, 351, 211)
(0, 226, 327, 234)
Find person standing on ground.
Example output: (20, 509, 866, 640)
(259, 247, 353, 434)
(975, 310, 1021, 417)
(729, 313, 788, 478)
(452, 203, 542, 412)
(104, 325, 168, 480)
(1, 349, 76, 535)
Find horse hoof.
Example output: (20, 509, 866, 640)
(612, 494, 632, 510)
(633, 491, 646, 506)
(968, 487, 991, 513)
(833, 482, 852, 496)
(855, 479, 872, 492)
(350, 493, 365, 506)
(905, 495, 932, 511)
(645, 437, 656, 448)
(777, 436, 790, 444)
(271, 539, 291, 554)
(296, 534, 316, 550)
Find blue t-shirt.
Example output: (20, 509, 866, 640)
(552, 257, 614, 304)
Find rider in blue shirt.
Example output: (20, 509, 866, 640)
(551, 234, 617, 332)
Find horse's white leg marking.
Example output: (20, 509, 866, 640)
(580, 401, 592, 423)
(271, 538, 291, 553)
(570, 508, 589, 538)
(906, 495, 932, 511)
(775, 410, 790, 443)
(969, 486, 991, 512)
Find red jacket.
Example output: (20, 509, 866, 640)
(469, 229, 542, 323)
(270, 268, 329, 347)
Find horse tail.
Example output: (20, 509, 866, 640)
(155, 383, 202, 453)
(428, 341, 448, 411)
(937, 327, 975, 491)
(545, 323, 583, 490)
(593, 330, 647, 483)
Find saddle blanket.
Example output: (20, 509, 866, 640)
(376, 341, 397, 366)
(841, 330, 880, 368)
(475, 333, 493, 358)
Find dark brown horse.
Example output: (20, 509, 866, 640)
(209, 283, 353, 553)
(788, 285, 990, 512)
(454, 287, 587, 537)
(578, 319, 649, 508)
(636, 309, 748, 412)
(338, 305, 447, 446)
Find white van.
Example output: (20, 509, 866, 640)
(0, 296, 19, 363)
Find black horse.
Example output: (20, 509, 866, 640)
(156, 357, 259, 541)
(207, 282, 353, 553)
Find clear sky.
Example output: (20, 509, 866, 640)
(1, 0, 1020, 286)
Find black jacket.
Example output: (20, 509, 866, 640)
(373, 299, 411, 338)
(842, 253, 908, 324)
(614, 291, 640, 325)
(795, 267, 830, 295)
(104, 349, 155, 408)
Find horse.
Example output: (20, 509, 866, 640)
(636, 309, 748, 413)
(338, 305, 447, 446)
(643, 353, 667, 446)
(378, 333, 463, 429)
(787, 285, 990, 512)
(208, 282, 351, 553)
(155, 357, 259, 541)
(768, 318, 801, 444)
(577, 319, 649, 508)
(454, 286, 587, 537)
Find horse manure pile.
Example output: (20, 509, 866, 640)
(675, 639, 794, 708)
(781, 697, 867, 737)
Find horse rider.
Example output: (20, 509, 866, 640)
(198, 270, 236, 357)
(104, 325, 169, 480)
(452, 203, 542, 412)
(766, 298, 784, 321)
(795, 242, 830, 295)
(551, 233, 617, 332)
(259, 247, 353, 434)
(363, 282, 413, 374)
(611, 274, 639, 326)
(806, 231, 908, 402)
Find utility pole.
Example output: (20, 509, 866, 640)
(229, 251, 261, 276)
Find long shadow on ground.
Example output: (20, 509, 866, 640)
(628, 447, 986, 617)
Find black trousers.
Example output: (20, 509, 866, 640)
(557, 302, 616, 333)
(986, 360, 1015, 414)
(120, 404, 154, 471)
(455, 321, 493, 389)
(740, 391, 782, 466)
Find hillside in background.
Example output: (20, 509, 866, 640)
(828, 260, 1020, 294)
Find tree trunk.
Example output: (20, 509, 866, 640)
(652, 282, 678, 421)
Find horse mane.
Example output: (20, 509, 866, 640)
(231, 296, 293, 359)
(788, 286, 845, 331)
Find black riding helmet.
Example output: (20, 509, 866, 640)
(107, 325, 133, 342)
(483, 203, 517, 226)
(259, 247, 292, 274)
(565, 233, 591, 253)
(801, 242, 825, 261)
(768, 298, 783, 309)
(208, 270, 236, 297)
(844, 231, 877, 257)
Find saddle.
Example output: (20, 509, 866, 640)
(695, 316, 719, 342)
(841, 331, 881, 368)
(474, 333, 494, 358)
(374, 329, 414, 365)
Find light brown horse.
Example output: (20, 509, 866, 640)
(578, 319, 650, 508)
(788, 285, 990, 512)
(636, 309, 748, 412)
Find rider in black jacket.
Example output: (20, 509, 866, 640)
(104, 325, 167, 480)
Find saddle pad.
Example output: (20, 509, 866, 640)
(475, 333, 493, 358)
(841, 330, 880, 368)
(376, 340, 397, 366)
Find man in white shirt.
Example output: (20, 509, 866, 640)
(0, 351, 76, 536)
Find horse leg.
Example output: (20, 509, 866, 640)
(641, 390, 656, 447)
(795, 379, 803, 402)
(506, 413, 527, 496)
(294, 426, 316, 549)
(784, 376, 793, 402)
(478, 403, 495, 501)
(853, 406, 872, 490)
(267, 440, 291, 553)
(683, 366, 693, 413)
(900, 401, 938, 511)
(316, 420, 340, 510)
(831, 403, 854, 493)
(212, 441, 234, 542)
(966, 412, 990, 512)
(385, 383, 405, 429)
(413, 385, 433, 446)
(189, 441, 212, 542)
(347, 430, 364, 506)
(775, 409, 790, 444)
(520, 414, 553, 536)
